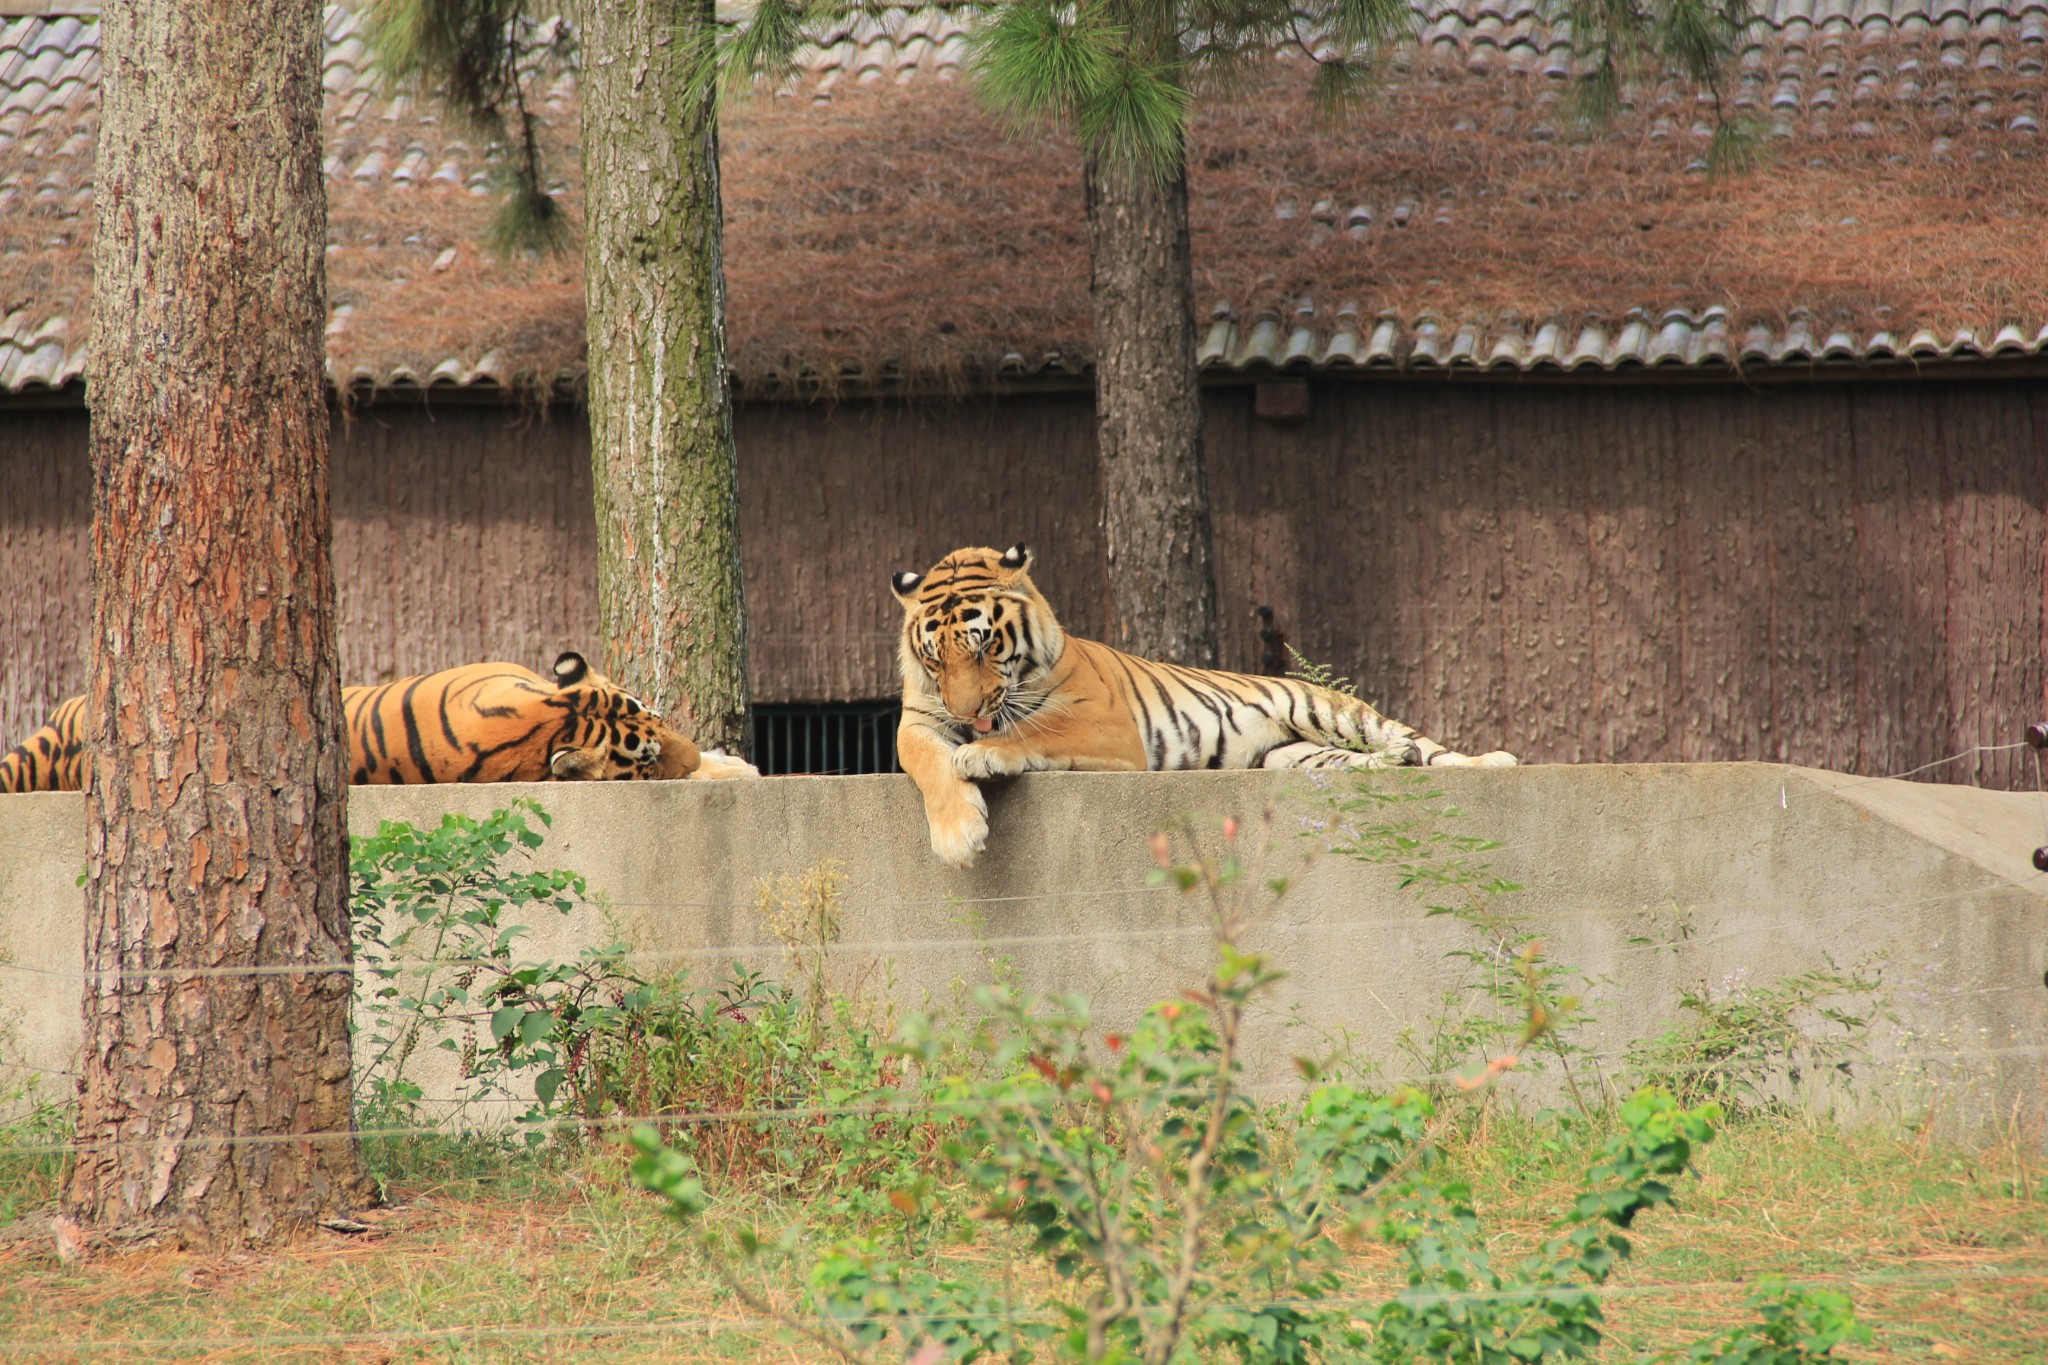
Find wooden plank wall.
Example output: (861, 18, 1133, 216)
(4, 379, 2045, 786)
(0, 406, 604, 746)
(0, 411, 92, 760)
(1201, 380, 2048, 789)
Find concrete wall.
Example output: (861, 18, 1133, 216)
(3, 764, 2043, 1124)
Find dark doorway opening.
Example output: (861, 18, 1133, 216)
(751, 702, 900, 776)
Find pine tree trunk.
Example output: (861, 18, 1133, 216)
(63, 0, 367, 1249)
(582, 0, 751, 754)
(1084, 148, 1221, 668)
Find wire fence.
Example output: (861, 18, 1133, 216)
(0, 733, 2039, 1027)
(0, 868, 2041, 987)
(0, 739, 2038, 1091)
(4, 1035, 2044, 1160)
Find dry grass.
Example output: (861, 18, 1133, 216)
(1433, 1113, 2048, 1362)
(0, 1114, 2040, 1362)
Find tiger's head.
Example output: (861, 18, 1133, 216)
(543, 651, 703, 780)
(891, 544, 1065, 735)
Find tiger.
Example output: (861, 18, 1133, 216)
(892, 544, 1516, 867)
(343, 652, 721, 784)
(0, 652, 759, 792)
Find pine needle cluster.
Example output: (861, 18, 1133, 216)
(360, 0, 573, 254)
(361, 0, 1765, 255)
(709, 0, 1758, 182)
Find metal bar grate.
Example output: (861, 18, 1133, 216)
(750, 702, 900, 776)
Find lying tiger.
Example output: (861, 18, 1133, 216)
(893, 544, 1516, 866)
(0, 652, 758, 793)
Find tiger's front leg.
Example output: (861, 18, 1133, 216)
(898, 721, 990, 868)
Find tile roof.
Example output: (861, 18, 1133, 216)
(5, 2, 2048, 396)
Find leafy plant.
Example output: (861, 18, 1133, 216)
(1669, 1278, 1873, 1363)
(1281, 644, 1363, 707)
(349, 799, 648, 1138)
(1368, 1089, 1719, 1365)
(1623, 960, 1891, 1118)
(0, 1066, 67, 1229)
(632, 816, 1764, 1365)
(1319, 771, 1603, 1112)
(583, 863, 953, 1239)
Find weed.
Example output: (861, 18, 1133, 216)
(0, 1082, 65, 1228)
(0, 971, 69, 1225)
(348, 798, 652, 1173)
(582, 865, 953, 1240)
(759, 861, 848, 1039)
(629, 816, 1848, 1365)
(1318, 771, 1603, 1111)
(1624, 960, 1892, 1118)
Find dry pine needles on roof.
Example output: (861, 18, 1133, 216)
(7, 39, 2048, 395)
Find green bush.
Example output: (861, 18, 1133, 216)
(349, 799, 647, 1141)
(1623, 963, 1890, 1118)
(631, 816, 1868, 1365)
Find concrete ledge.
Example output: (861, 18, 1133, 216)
(3, 764, 2044, 1123)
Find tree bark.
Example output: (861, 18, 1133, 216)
(582, 0, 751, 754)
(65, 0, 367, 1248)
(1084, 148, 1221, 667)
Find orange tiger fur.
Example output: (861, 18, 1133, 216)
(344, 654, 706, 784)
(0, 695, 85, 794)
(1, 654, 757, 791)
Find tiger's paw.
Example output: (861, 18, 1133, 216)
(926, 784, 990, 867)
(1428, 749, 1519, 768)
(950, 742, 1027, 781)
(1372, 735, 1420, 768)
(693, 750, 762, 780)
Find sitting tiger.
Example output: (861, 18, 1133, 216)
(0, 652, 759, 792)
(893, 544, 1516, 867)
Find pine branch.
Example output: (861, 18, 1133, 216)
(361, 0, 572, 255)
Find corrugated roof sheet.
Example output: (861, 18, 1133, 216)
(5, 1, 2048, 395)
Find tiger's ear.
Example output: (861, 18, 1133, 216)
(552, 651, 590, 687)
(999, 543, 1031, 572)
(891, 570, 924, 602)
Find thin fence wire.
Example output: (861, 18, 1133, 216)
(0, 1264, 2041, 1356)
(11, 976, 2035, 1088)
(0, 739, 2040, 1144)
(2, 1040, 2041, 1159)
(0, 865, 2038, 985)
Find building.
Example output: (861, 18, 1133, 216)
(5, 0, 2047, 781)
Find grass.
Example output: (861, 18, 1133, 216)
(0, 1113, 2040, 1363)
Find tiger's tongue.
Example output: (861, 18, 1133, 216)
(972, 717, 994, 734)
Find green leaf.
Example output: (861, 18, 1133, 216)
(490, 1006, 523, 1043)
(534, 1067, 563, 1105)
